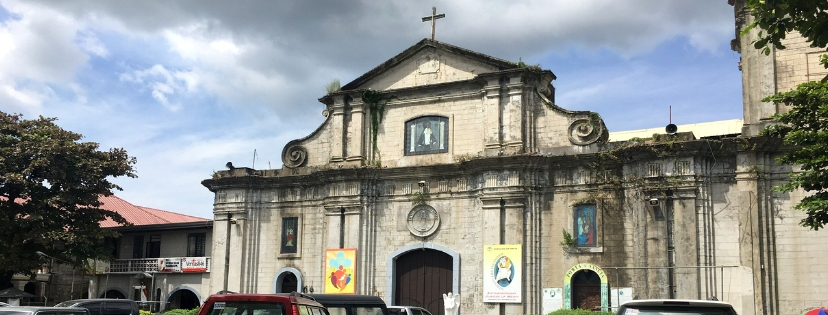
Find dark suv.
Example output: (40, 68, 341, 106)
(55, 299, 139, 315)
(198, 293, 329, 315)
(616, 299, 739, 315)
(307, 294, 388, 315)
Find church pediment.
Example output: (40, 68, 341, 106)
(341, 39, 516, 92)
(285, 39, 607, 170)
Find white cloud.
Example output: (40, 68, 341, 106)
(77, 30, 108, 57)
(120, 64, 202, 111)
(0, 83, 41, 112)
(0, 0, 742, 218)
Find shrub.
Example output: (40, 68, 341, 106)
(546, 309, 614, 315)
(162, 308, 199, 315)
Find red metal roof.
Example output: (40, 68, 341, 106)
(1, 195, 207, 228)
(98, 195, 209, 228)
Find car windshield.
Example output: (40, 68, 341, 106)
(207, 301, 287, 315)
(53, 302, 76, 307)
(354, 307, 383, 315)
(620, 306, 737, 315)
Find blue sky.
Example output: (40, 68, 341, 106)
(0, 1, 743, 218)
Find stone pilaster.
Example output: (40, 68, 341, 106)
(330, 95, 348, 163)
(483, 78, 502, 156)
(502, 78, 526, 155)
(735, 151, 760, 315)
(346, 96, 365, 166)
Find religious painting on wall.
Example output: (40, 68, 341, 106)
(324, 248, 357, 294)
(574, 205, 596, 247)
(280, 217, 298, 254)
(404, 116, 449, 156)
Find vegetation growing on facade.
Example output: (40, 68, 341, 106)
(325, 78, 341, 94)
(515, 57, 541, 70)
(560, 229, 576, 247)
(362, 89, 396, 164)
(411, 191, 430, 205)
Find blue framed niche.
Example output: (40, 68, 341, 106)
(404, 116, 449, 156)
(574, 204, 597, 247)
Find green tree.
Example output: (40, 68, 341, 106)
(745, 0, 828, 229)
(0, 112, 136, 287)
(744, 0, 828, 55)
(762, 82, 828, 230)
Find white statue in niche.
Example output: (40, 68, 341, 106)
(443, 292, 459, 315)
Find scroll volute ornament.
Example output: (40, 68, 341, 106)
(282, 141, 308, 168)
(568, 116, 607, 146)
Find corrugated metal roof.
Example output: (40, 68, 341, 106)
(1, 195, 208, 228)
(98, 195, 209, 228)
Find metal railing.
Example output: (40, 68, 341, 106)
(107, 257, 211, 273)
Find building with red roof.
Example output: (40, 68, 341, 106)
(16, 195, 212, 311)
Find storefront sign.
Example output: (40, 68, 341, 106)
(182, 257, 209, 272)
(158, 258, 181, 273)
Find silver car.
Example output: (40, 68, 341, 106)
(616, 299, 738, 315)
(0, 307, 90, 315)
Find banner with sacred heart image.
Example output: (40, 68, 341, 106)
(324, 248, 357, 294)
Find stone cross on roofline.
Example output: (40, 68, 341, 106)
(422, 7, 445, 41)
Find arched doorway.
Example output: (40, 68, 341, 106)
(273, 268, 304, 294)
(24, 282, 37, 295)
(571, 270, 601, 310)
(168, 288, 201, 310)
(279, 273, 297, 293)
(394, 249, 452, 315)
(563, 263, 609, 312)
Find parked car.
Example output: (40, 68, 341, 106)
(386, 306, 432, 315)
(0, 306, 90, 315)
(307, 294, 388, 315)
(615, 299, 738, 315)
(0, 302, 9, 307)
(54, 299, 139, 315)
(197, 292, 329, 315)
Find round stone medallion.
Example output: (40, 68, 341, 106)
(406, 204, 440, 237)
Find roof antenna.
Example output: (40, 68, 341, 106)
(252, 149, 258, 169)
(665, 106, 677, 135)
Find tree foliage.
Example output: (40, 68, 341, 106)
(744, 0, 828, 56)
(0, 112, 137, 282)
(762, 82, 828, 229)
(746, 0, 828, 229)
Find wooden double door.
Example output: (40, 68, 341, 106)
(571, 269, 602, 311)
(394, 249, 453, 315)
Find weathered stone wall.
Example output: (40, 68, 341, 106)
(775, 33, 828, 94)
(207, 138, 791, 315)
(362, 48, 502, 91)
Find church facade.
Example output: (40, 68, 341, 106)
(201, 4, 828, 314)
